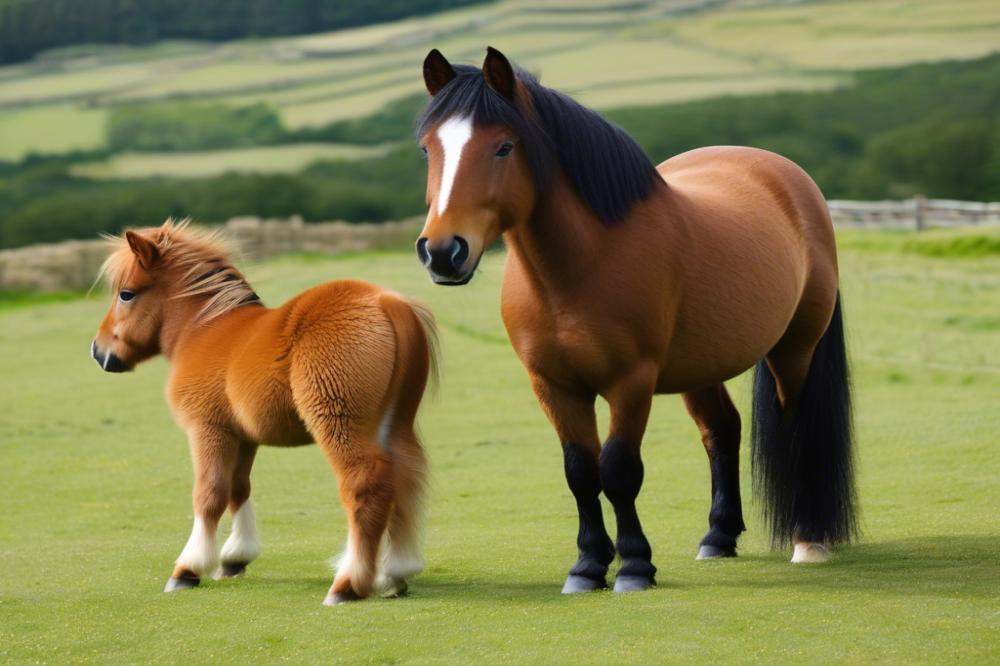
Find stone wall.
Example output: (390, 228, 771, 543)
(0, 216, 424, 292)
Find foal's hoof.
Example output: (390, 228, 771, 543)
(791, 542, 830, 563)
(696, 544, 737, 560)
(380, 578, 408, 599)
(613, 575, 655, 593)
(164, 572, 200, 592)
(323, 589, 362, 605)
(220, 562, 248, 578)
(561, 574, 607, 594)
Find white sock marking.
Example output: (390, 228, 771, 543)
(221, 501, 262, 564)
(436, 116, 473, 216)
(175, 516, 218, 575)
(791, 542, 831, 563)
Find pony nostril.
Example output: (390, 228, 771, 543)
(451, 236, 469, 270)
(416, 238, 431, 267)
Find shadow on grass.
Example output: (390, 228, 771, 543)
(206, 535, 999, 603)
(712, 535, 1000, 599)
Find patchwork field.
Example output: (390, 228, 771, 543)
(2, 0, 999, 160)
(70, 143, 392, 179)
(1, 231, 998, 662)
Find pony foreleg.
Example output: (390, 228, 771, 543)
(165, 427, 237, 592)
(683, 386, 746, 559)
(219, 443, 261, 578)
(531, 377, 614, 594)
(601, 367, 658, 593)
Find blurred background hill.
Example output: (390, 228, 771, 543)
(1, 0, 998, 248)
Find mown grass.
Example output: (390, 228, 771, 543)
(1, 0, 999, 159)
(1, 236, 998, 663)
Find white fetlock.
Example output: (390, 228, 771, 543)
(791, 542, 831, 563)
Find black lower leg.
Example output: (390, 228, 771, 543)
(699, 449, 746, 557)
(599, 438, 655, 582)
(563, 443, 615, 583)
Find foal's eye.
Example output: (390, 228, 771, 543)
(118, 289, 136, 303)
(496, 141, 514, 158)
(420, 145, 428, 159)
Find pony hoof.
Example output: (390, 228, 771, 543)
(323, 589, 363, 605)
(380, 578, 408, 599)
(164, 573, 200, 592)
(791, 542, 830, 563)
(220, 562, 247, 578)
(561, 574, 607, 594)
(613, 575, 655, 593)
(696, 544, 737, 560)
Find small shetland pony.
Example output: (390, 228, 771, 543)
(91, 220, 437, 604)
(415, 48, 857, 593)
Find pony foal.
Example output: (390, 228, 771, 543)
(91, 220, 437, 604)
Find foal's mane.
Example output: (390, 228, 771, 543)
(100, 219, 261, 322)
(416, 63, 661, 225)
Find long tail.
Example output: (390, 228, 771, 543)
(751, 293, 858, 546)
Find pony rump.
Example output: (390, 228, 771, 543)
(416, 61, 661, 225)
(98, 219, 261, 322)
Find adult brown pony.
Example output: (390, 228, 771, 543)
(91, 220, 438, 604)
(415, 48, 857, 593)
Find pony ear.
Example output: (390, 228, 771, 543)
(423, 49, 456, 96)
(482, 46, 515, 100)
(125, 230, 159, 270)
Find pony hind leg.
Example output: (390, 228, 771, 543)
(683, 385, 746, 560)
(376, 420, 428, 598)
(219, 442, 261, 578)
(166, 426, 239, 591)
(322, 438, 395, 604)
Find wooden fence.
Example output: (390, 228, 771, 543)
(3, 198, 999, 293)
(0, 216, 422, 293)
(827, 197, 1000, 230)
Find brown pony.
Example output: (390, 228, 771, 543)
(91, 220, 437, 604)
(415, 48, 857, 593)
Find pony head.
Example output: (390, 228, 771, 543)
(92, 219, 259, 372)
(415, 47, 659, 285)
(415, 47, 541, 285)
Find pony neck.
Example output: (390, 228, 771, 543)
(158, 294, 208, 360)
(504, 170, 606, 290)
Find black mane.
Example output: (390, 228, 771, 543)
(416, 64, 661, 225)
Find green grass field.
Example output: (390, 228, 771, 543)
(69, 143, 392, 179)
(2, 0, 999, 160)
(2, 232, 998, 662)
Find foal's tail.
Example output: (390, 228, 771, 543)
(751, 293, 858, 547)
(378, 292, 440, 418)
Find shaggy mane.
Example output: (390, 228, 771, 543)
(416, 63, 661, 225)
(99, 218, 261, 322)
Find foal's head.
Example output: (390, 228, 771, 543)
(415, 47, 659, 285)
(91, 220, 259, 372)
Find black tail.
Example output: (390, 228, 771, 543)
(751, 293, 858, 547)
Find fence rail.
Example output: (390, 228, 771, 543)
(827, 197, 1000, 230)
(2, 198, 999, 293)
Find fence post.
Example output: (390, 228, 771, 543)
(914, 195, 927, 231)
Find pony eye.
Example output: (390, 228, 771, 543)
(420, 145, 428, 159)
(496, 141, 514, 158)
(119, 289, 136, 303)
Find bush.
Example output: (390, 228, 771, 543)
(107, 103, 285, 152)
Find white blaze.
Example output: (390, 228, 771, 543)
(436, 116, 473, 216)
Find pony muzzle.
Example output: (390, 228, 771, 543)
(91, 339, 128, 373)
(416, 236, 474, 285)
